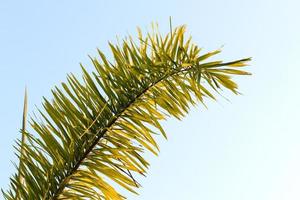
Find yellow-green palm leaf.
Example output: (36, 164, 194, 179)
(3, 24, 250, 200)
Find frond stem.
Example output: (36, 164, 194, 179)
(51, 65, 191, 199)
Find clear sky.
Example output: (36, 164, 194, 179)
(0, 0, 299, 199)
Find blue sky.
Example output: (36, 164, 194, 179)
(0, 0, 299, 199)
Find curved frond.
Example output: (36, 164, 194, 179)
(3, 25, 251, 200)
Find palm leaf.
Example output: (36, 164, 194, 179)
(3, 25, 251, 200)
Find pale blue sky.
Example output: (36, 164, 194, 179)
(0, 0, 299, 199)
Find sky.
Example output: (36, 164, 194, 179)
(0, 0, 299, 199)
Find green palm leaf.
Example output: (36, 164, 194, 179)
(3, 24, 251, 200)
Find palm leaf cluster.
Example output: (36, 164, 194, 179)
(3, 25, 250, 200)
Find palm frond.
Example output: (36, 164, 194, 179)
(3, 25, 251, 200)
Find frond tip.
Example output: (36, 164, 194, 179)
(3, 24, 251, 200)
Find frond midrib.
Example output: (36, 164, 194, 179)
(51, 64, 191, 199)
